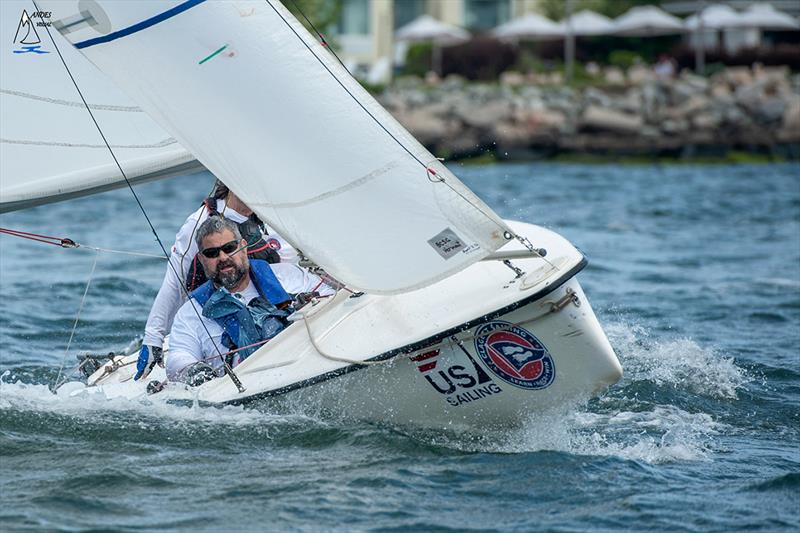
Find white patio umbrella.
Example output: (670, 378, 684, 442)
(559, 9, 615, 36)
(684, 4, 746, 72)
(492, 13, 563, 41)
(395, 15, 470, 75)
(613, 6, 686, 37)
(736, 2, 800, 30)
(684, 4, 744, 31)
(395, 15, 470, 45)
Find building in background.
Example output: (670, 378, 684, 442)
(331, 0, 546, 80)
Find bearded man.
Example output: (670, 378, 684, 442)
(163, 216, 332, 385)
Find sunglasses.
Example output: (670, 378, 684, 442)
(200, 240, 243, 259)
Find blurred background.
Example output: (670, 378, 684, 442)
(286, 0, 800, 162)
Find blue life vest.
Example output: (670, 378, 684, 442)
(191, 260, 293, 365)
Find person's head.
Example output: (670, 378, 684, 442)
(195, 216, 250, 291)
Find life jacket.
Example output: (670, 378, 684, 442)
(185, 198, 281, 291)
(192, 260, 293, 368)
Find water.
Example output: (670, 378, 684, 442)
(1, 163, 798, 531)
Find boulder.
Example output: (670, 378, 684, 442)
(500, 71, 525, 87)
(660, 119, 689, 135)
(777, 96, 800, 142)
(724, 66, 753, 87)
(691, 113, 720, 131)
(454, 100, 511, 129)
(603, 67, 626, 86)
(394, 109, 451, 145)
(628, 65, 655, 85)
(580, 105, 643, 134)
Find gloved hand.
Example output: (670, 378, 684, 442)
(186, 362, 215, 387)
(134, 345, 163, 381)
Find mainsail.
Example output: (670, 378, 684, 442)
(37, 0, 512, 294)
(0, 0, 201, 213)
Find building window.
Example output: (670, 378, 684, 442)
(337, 0, 370, 35)
(464, 0, 510, 31)
(394, 0, 426, 29)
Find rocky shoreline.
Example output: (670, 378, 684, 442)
(378, 66, 800, 160)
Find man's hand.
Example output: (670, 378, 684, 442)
(186, 362, 215, 387)
(134, 345, 163, 381)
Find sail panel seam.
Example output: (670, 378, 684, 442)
(252, 160, 401, 209)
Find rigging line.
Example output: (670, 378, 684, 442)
(263, 0, 517, 244)
(1, 227, 165, 258)
(32, 3, 245, 393)
(284, 0, 348, 71)
(53, 249, 98, 391)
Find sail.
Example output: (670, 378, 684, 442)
(0, 0, 201, 213)
(39, 0, 512, 294)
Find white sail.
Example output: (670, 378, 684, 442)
(38, 0, 512, 294)
(0, 0, 201, 213)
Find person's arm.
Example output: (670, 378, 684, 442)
(165, 303, 206, 382)
(270, 263, 335, 297)
(143, 208, 205, 348)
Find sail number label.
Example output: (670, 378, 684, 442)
(428, 228, 467, 259)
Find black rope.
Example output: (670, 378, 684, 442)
(32, 1, 245, 393)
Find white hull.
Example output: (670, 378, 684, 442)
(84, 221, 622, 429)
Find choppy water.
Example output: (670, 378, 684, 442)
(1, 163, 798, 531)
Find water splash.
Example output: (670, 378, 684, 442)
(606, 320, 749, 399)
(0, 372, 297, 431)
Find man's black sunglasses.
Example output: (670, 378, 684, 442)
(200, 240, 242, 259)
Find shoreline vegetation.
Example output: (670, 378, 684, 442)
(373, 65, 799, 163)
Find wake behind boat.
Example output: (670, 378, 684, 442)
(6, 0, 622, 429)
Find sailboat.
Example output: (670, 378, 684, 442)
(2, 0, 622, 428)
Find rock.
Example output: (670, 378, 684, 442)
(394, 109, 451, 145)
(777, 96, 800, 142)
(580, 106, 643, 134)
(678, 94, 712, 117)
(661, 119, 689, 134)
(494, 122, 535, 148)
(691, 113, 720, 130)
(757, 97, 787, 124)
(500, 71, 525, 87)
(455, 100, 511, 129)
(710, 82, 731, 99)
(679, 71, 709, 92)
(584, 87, 612, 108)
(628, 65, 655, 85)
(618, 88, 643, 114)
(672, 80, 705, 103)
(724, 66, 753, 87)
(603, 67, 626, 86)
(514, 109, 567, 133)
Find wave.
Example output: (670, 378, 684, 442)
(605, 320, 749, 400)
(747, 472, 800, 492)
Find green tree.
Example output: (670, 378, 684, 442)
(280, 0, 342, 34)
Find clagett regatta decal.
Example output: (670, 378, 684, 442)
(474, 321, 555, 390)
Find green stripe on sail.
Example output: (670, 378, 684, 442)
(199, 45, 227, 65)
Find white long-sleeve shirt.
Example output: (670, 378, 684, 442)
(165, 263, 334, 381)
(143, 199, 298, 348)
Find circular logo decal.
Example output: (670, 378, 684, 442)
(474, 321, 555, 389)
(266, 238, 282, 250)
